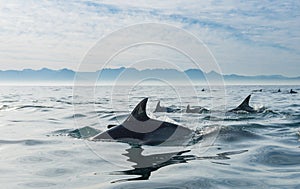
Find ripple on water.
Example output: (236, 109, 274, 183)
(180, 178, 216, 189)
(19, 156, 53, 164)
(0, 139, 59, 146)
(218, 126, 263, 142)
(49, 150, 78, 157)
(67, 126, 100, 139)
(17, 105, 54, 110)
(99, 113, 113, 119)
(21, 182, 56, 188)
(215, 178, 267, 188)
(249, 145, 300, 167)
(36, 168, 71, 177)
(111, 184, 189, 189)
(114, 176, 263, 189)
(79, 158, 104, 164)
(64, 113, 87, 119)
(108, 114, 129, 121)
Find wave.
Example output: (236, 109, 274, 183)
(52, 126, 101, 139)
(17, 105, 55, 109)
(216, 125, 264, 144)
(0, 139, 59, 146)
(64, 113, 87, 119)
(248, 145, 300, 167)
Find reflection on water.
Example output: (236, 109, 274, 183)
(110, 146, 248, 183)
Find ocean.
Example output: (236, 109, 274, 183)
(0, 85, 299, 188)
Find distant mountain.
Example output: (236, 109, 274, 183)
(223, 73, 300, 84)
(42, 67, 192, 83)
(0, 67, 299, 84)
(184, 69, 205, 80)
(0, 68, 75, 82)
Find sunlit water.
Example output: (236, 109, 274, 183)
(0, 85, 299, 188)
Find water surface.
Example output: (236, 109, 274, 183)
(0, 85, 299, 188)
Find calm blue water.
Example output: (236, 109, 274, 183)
(0, 85, 299, 188)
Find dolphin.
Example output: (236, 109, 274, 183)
(252, 89, 262, 92)
(290, 89, 297, 94)
(186, 104, 209, 114)
(153, 101, 179, 113)
(91, 98, 193, 146)
(228, 94, 257, 113)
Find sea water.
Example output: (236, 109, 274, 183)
(0, 85, 299, 188)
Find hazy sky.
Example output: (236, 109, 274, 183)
(0, 0, 299, 76)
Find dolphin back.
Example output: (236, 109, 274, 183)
(91, 98, 193, 146)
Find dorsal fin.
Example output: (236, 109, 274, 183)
(156, 101, 161, 108)
(129, 98, 150, 121)
(237, 94, 251, 109)
(154, 101, 161, 112)
(187, 104, 190, 111)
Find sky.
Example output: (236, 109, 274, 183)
(0, 0, 299, 77)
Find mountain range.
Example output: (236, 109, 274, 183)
(0, 67, 299, 84)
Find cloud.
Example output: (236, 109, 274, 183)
(0, 0, 299, 76)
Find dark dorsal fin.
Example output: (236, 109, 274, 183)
(154, 101, 161, 112)
(237, 94, 251, 109)
(156, 101, 161, 108)
(130, 98, 150, 121)
(187, 104, 190, 111)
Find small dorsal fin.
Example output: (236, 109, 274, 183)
(156, 101, 161, 108)
(154, 101, 161, 112)
(130, 98, 150, 121)
(237, 94, 251, 109)
(187, 104, 190, 111)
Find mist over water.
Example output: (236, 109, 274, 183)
(0, 85, 299, 188)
